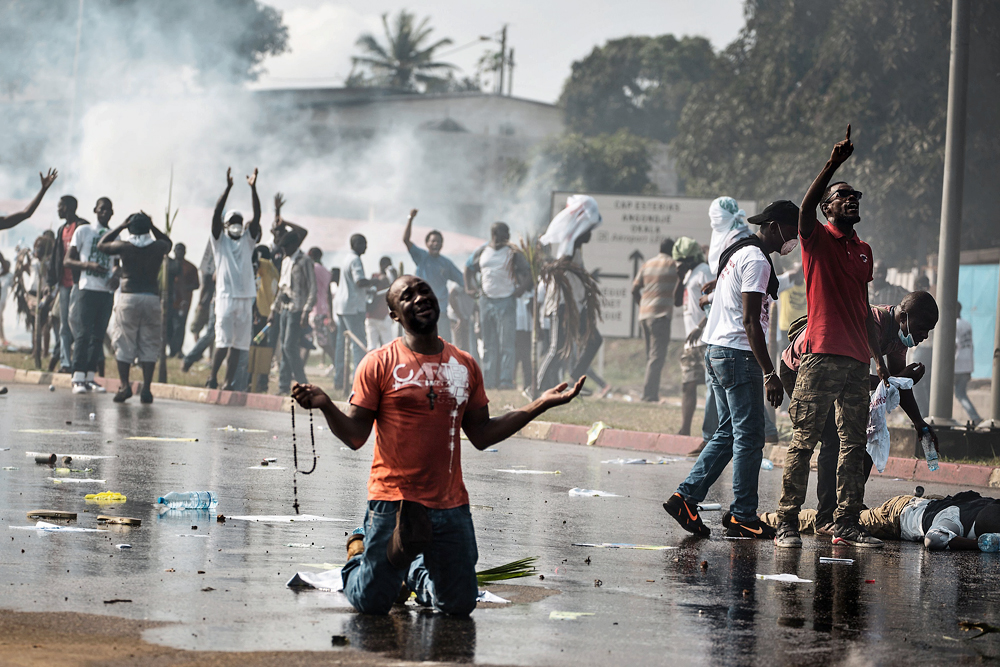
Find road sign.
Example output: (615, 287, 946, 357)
(549, 191, 758, 338)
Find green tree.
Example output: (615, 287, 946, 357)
(671, 0, 1000, 264)
(352, 10, 456, 91)
(535, 130, 655, 195)
(560, 35, 718, 144)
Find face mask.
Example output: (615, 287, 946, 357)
(898, 311, 916, 348)
(227, 223, 244, 239)
(776, 223, 799, 256)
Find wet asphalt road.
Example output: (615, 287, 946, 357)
(2, 384, 1000, 666)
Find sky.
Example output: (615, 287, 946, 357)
(252, 0, 747, 103)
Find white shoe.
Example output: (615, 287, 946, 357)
(71, 382, 89, 395)
(86, 381, 107, 393)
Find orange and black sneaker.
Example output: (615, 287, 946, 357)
(723, 512, 776, 540)
(663, 493, 710, 537)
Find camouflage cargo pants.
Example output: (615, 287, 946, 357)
(777, 353, 870, 525)
(763, 494, 915, 539)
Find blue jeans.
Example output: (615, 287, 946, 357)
(479, 295, 516, 388)
(58, 284, 80, 369)
(183, 301, 215, 367)
(677, 345, 765, 522)
(334, 313, 367, 389)
(278, 309, 308, 393)
(342, 501, 479, 615)
(701, 365, 719, 441)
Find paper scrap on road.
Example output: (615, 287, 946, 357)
(125, 437, 199, 442)
(573, 543, 677, 550)
(496, 469, 562, 475)
(287, 543, 325, 549)
(227, 515, 350, 523)
(116, 544, 132, 549)
(247, 465, 287, 470)
(550, 611, 594, 620)
(756, 573, 812, 583)
(178, 534, 209, 538)
(27, 451, 116, 460)
(568, 488, 621, 497)
(10, 521, 107, 533)
(48, 477, 106, 484)
(287, 568, 343, 591)
(587, 421, 607, 446)
(477, 590, 510, 604)
(819, 557, 855, 564)
(217, 426, 268, 433)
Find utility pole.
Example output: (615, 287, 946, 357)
(497, 25, 507, 95)
(991, 260, 1000, 423)
(507, 48, 515, 96)
(928, 0, 970, 423)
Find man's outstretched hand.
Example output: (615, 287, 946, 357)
(291, 383, 332, 411)
(247, 168, 258, 188)
(830, 124, 854, 166)
(40, 168, 57, 190)
(274, 192, 285, 215)
(536, 376, 586, 410)
(225, 167, 234, 187)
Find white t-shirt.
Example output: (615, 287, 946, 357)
(899, 499, 974, 549)
(70, 224, 114, 293)
(479, 246, 517, 299)
(211, 232, 256, 299)
(955, 318, 975, 374)
(682, 262, 713, 336)
(701, 245, 771, 351)
(333, 254, 367, 315)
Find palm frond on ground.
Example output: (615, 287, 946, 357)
(476, 557, 538, 585)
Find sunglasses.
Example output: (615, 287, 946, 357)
(824, 189, 863, 203)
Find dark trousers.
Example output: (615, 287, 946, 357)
(72, 290, 113, 375)
(640, 316, 670, 401)
(278, 309, 308, 393)
(167, 306, 190, 357)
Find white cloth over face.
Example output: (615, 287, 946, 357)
(540, 195, 602, 259)
(707, 196, 750, 275)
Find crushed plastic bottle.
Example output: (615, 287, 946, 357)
(760, 459, 774, 471)
(85, 491, 127, 502)
(156, 491, 218, 510)
(919, 428, 939, 472)
(979, 534, 1000, 553)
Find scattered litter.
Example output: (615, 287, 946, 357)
(0, 447, 10, 451)
(48, 385, 55, 391)
(471, 504, 494, 511)
(165, 568, 175, 572)
(217, 425, 268, 433)
(49, 477, 106, 485)
(483, 448, 499, 452)
(88, 413, 96, 421)
(495, 469, 561, 475)
(97, 516, 141, 526)
(696, 503, 722, 511)
(26, 510, 77, 520)
(53, 468, 95, 474)
(700, 560, 709, 571)
(287, 543, 325, 549)
(0, 386, 6, 394)
(587, 421, 607, 446)
(476, 590, 511, 604)
(287, 569, 344, 592)
(550, 611, 594, 620)
(568, 488, 621, 497)
(201, 587, 215, 592)
(85, 492, 126, 502)
(116, 544, 132, 550)
(227, 515, 349, 523)
(34, 454, 56, 464)
(756, 573, 812, 583)
(601, 458, 650, 465)
(103, 599, 132, 604)
(2, 467, 19, 470)
(178, 534, 209, 538)
(819, 557, 854, 564)
(865, 579, 876, 584)
(248, 465, 287, 470)
(724, 536, 751, 540)
(760, 459, 774, 470)
(26, 451, 115, 460)
(125, 437, 199, 442)
(10, 521, 107, 533)
(263, 457, 277, 463)
(299, 563, 344, 570)
(573, 543, 677, 550)
(594, 579, 603, 587)
(477, 557, 537, 584)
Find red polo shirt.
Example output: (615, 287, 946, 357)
(800, 221, 874, 364)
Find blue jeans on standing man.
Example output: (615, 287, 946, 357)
(334, 313, 367, 389)
(676, 345, 765, 522)
(342, 500, 479, 615)
(278, 308, 308, 393)
(57, 284, 80, 370)
(479, 294, 516, 389)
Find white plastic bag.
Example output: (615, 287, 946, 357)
(866, 377, 914, 473)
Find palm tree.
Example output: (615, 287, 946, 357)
(352, 11, 456, 91)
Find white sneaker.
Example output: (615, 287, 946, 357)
(86, 381, 107, 393)
(71, 382, 89, 394)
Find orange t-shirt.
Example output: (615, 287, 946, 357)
(350, 338, 488, 509)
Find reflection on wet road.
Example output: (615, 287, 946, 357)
(2, 385, 1000, 665)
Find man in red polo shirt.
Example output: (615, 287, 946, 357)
(774, 126, 890, 549)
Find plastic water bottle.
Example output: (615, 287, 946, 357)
(919, 428, 939, 472)
(252, 323, 271, 346)
(760, 459, 774, 471)
(979, 534, 1000, 553)
(156, 491, 218, 510)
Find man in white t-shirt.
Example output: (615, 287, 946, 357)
(663, 200, 799, 540)
(333, 234, 372, 390)
(209, 167, 262, 390)
(671, 237, 713, 436)
(954, 302, 980, 424)
(465, 222, 531, 389)
(64, 197, 115, 394)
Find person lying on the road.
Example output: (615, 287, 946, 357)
(290, 275, 584, 616)
(761, 490, 1000, 551)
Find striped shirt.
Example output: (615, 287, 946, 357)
(632, 253, 678, 321)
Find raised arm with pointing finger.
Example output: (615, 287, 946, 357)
(246, 168, 262, 243)
(0, 169, 58, 231)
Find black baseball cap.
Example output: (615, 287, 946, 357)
(748, 200, 799, 226)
